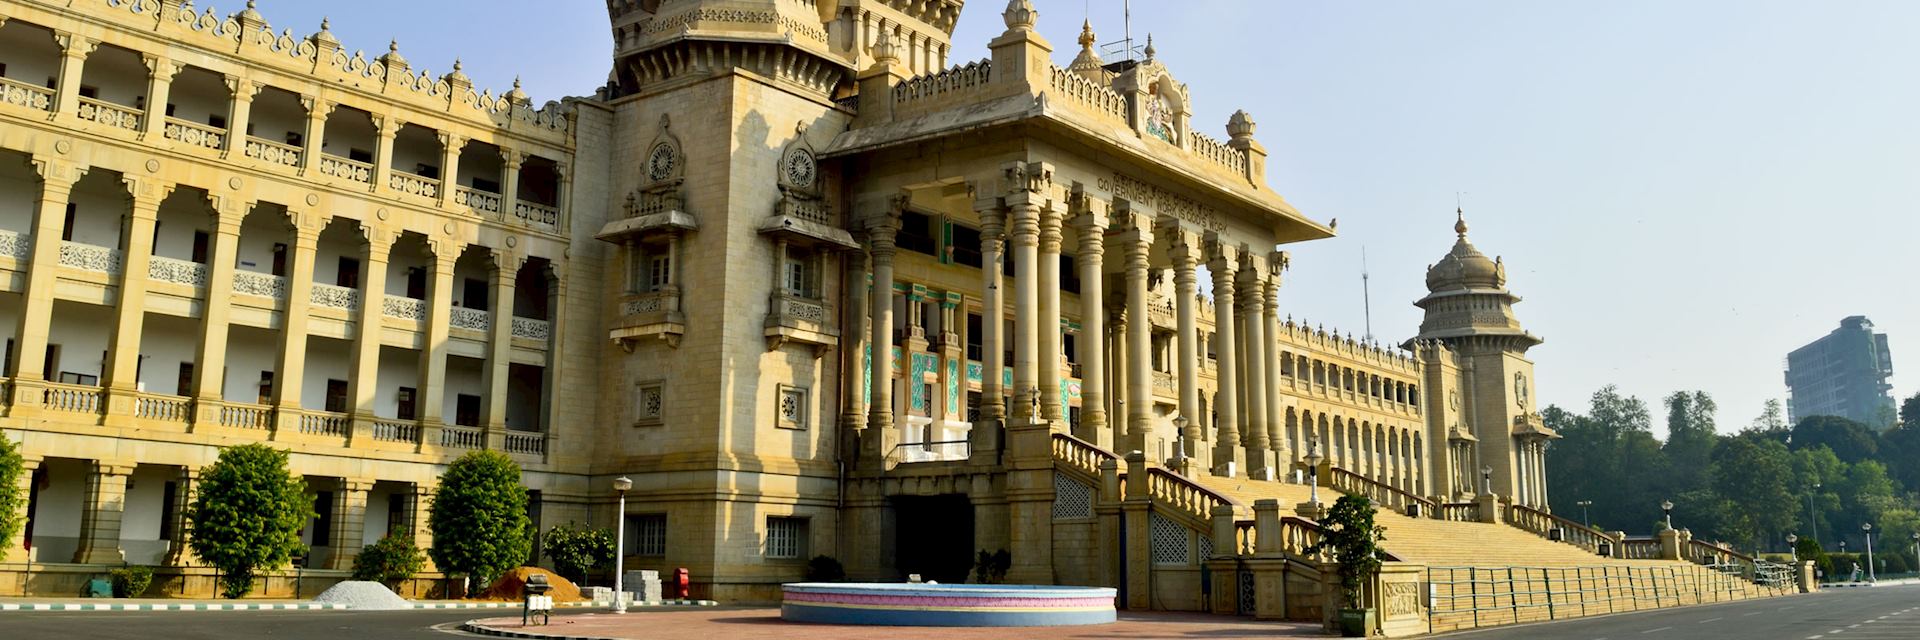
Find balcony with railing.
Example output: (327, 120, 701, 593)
(453, 185, 502, 216)
(0, 76, 55, 112)
(58, 241, 124, 276)
(0, 229, 31, 262)
(76, 96, 142, 132)
(503, 431, 547, 456)
(232, 270, 288, 299)
(133, 392, 193, 424)
(148, 255, 210, 288)
(163, 117, 226, 151)
(440, 425, 485, 450)
(296, 410, 352, 439)
(611, 287, 682, 349)
(382, 294, 425, 323)
(42, 381, 105, 416)
(244, 136, 303, 168)
(387, 170, 440, 200)
(513, 200, 560, 234)
(449, 306, 490, 333)
(511, 317, 550, 342)
(309, 283, 361, 312)
(372, 419, 422, 444)
(318, 154, 374, 184)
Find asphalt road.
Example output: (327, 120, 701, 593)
(1445, 585, 1920, 640)
(0, 607, 595, 639)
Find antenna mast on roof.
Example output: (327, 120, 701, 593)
(1100, 0, 1141, 61)
(1361, 246, 1374, 343)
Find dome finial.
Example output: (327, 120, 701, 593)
(1455, 206, 1468, 238)
(1079, 19, 1096, 49)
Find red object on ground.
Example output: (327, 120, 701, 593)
(673, 568, 690, 599)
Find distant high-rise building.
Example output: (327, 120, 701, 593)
(1786, 316, 1895, 427)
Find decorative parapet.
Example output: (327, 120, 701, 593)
(163, 117, 227, 150)
(382, 295, 425, 321)
(232, 270, 287, 298)
(511, 317, 550, 341)
(244, 136, 302, 167)
(309, 282, 361, 312)
(78, 0, 569, 138)
(0, 76, 55, 112)
(0, 230, 29, 260)
(449, 306, 489, 332)
(764, 292, 837, 355)
(59, 241, 123, 275)
(148, 255, 209, 287)
(891, 59, 992, 116)
(1046, 65, 1128, 123)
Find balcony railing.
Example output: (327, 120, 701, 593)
(372, 419, 421, 444)
(211, 400, 274, 430)
(0, 77, 54, 112)
(0, 230, 31, 260)
(318, 153, 373, 184)
(382, 294, 424, 321)
(133, 392, 192, 423)
(42, 382, 104, 415)
(310, 283, 361, 312)
(387, 170, 440, 199)
(148, 255, 209, 287)
(454, 186, 502, 215)
(58, 241, 123, 275)
(297, 410, 351, 437)
(511, 317, 550, 341)
(244, 136, 302, 167)
(232, 270, 287, 299)
(503, 431, 546, 456)
(514, 200, 560, 233)
(450, 306, 489, 332)
(440, 425, 484, 449)
(76, 96, 141, 131)
(619, 290, 679, 316)
(163, 117, 226, 150)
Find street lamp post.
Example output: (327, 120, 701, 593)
(1863, 523, 1875, 583)
(1480, 466, 1493, 496)
(1788, 533, 1799, 562)
(1661, 500, 1674, 530)
(612, 477, 633, 613)
(1303, 438, 1324, 506)
(1171, 415, 1189, 467)
(1576, 500, 1593, 528)
(1911, 532, 1919, 578)
(1807, 483, 1822, 544)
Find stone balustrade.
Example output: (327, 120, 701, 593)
(0, 229, 32, 260)
(244, 136, 303, 167)
(0, 76, 54, 112)
(163, 117, 226, 150)
(514, 200, 560, 233)
(454, 185, 502, 215)
(59, 241, 123, 274)
(297, 410, 351, 437)
(43, 382, 105, 415)
(310, 282, 361, 311)
(440, 425, 484, 449)
(318, 153, 374, 184)
(382, 294, 425, 321)
(387, 169, 441, 199)
(504, 431, 546, 456)
(512, 317, 551, 341)
(76, 96, 141, 131)
(212, 401, 275, 430)
(232, 270, 288, 298)
(148, 255, 209, 287)
(372, 419, 422, 444)
(133, 392, 192, 423)
(449, 306, 490, 331)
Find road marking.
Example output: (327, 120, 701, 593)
(1641, 627, 1672, 634)
(1698, 617, 1723, 623)
(1744, 611, 1763, 616)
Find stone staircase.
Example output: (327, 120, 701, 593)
(1185, 473, 1796, 633)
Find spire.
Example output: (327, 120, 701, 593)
(1079, 19, 1097, 49)
(1068, 19, 1110, 81)
(1003, 0, 1038, 32)
(1144, 34, 1157, 61)
(1455, 206, 1468, 238)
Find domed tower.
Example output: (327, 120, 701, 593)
(1410, 211, 1555, 507)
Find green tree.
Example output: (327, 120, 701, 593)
(1901, 393, 1920, 429)
(0, 437, 23, 562)
(429, 451, 531, 589)
(352, 533, 426, 588)
(1749, 399, 1790, 437)
(1790, 416, 1878, 463)
(1664, 391, 1719, 497)
(544, 523, 614, 585)
(1305, 496, 1387, 610)
(185, 444, 315, 599)
(1708, 437, 1796, 549)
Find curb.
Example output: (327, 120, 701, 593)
(461, 621, 621, 640)
(410, 599, 715, 609)
(0, 602, 347, 611)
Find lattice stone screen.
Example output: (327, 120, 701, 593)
(1149, 512, 1192, 565)
(1053, 472, 1094, 519)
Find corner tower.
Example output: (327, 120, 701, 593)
(1409, 212, 1554, 508)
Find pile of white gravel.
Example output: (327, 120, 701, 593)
(312, 581, 413, 610)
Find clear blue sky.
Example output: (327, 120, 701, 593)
(255, 1, 1917, 436)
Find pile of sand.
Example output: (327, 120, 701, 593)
(475, 566, 586, 602)
(312, 580, 413, 610)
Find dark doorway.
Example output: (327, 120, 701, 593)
(890, 495, 974, 584)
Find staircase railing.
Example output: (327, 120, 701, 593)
(1507, 504, 1621, 556)
(1050, 432, 1116, 482)
(1618, 537, 1663, 560)
(1439, 502, 1479, 522)
(1686, 538, 1758, 580)
(1326, 466, 1437, 516)
(1146, 467, 1239, 530)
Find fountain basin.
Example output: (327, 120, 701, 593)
(780, 583, 1118, 627)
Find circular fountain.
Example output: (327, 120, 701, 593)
(780, 583, 1118, 627)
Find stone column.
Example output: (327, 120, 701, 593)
(972, 195, 1006, 460)
(162, 466, 198, 566)
(499, 150, 526, 222)
(73, 461, 135, 564)
(104, 177, 167, 422)
(411, 480, 437, 572)
(1037, 198, 1065, 425)
(193, 198, 244, 424)
(221, 78, 259, 160)
(1107, 303, 1127, 445)
(324, 479, 372, 570)
(1168, 227, 1202, 470)
(1207, 239, 1241, 475)
(418, 246, 459, 428)
(6, 457, 40, 560)
(10, 159, 85, 401)
(538, 269, 566, 452)
(370, 115, 398, 194)
(839, 236, 869, 436)
(862, 201, 903, 466)
(483, 250, 519, 439)
(1536, 442, 1550, 509)
(1070, 195, 1109, 449)
(140, 54, 182, 140)
(437, 133, 468, 209)
(1262, 264, 1286, 464)
(298, 97, 334, 176)
(347, 228, 393, 438)
(51, 32, 97, 122)
(1005, 166, 1044, 422)
(1237, 259, 1271, 479)
(1117, 207, 1155, 455)
(274, 221, 321, 417)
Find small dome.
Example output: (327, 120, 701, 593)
(311, 18, 339, 47)
(1424, 210, 1503, 291)
(504, 77, 530, 105)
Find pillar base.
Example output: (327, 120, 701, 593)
(1296, 501, 1324, 520)
(1474, 494, 1504, 524)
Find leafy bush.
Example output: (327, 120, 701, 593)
(972, 549, 1011, 584)
(429, 451, 532, 588)
(110, 566, 154, 598)
(1795, 538, 1830, 575)
(544, 523, 615, 585)
(186, 444, 315, 599)
(805, 555, 845, 582)
(0, 437, 24, 563)
(1306, 496, 1387, 609)
(352, 533, 426, 588)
